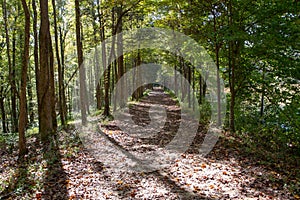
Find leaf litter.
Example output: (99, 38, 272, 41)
(0, 89, 299, 199)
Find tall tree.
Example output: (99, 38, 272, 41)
(97, 0, 106, 110)
(2, 0, 18, 133)
(227, 0, 237, 133)
(0, 50, 8, 133)
(11, 2, 19, 133)
(116, 6, 125, 107)
(75, 0, 87, 125)
(52, 0, 66, 126)
(19, 0, 30, 157)
(39, 0, 56, 142)
(103, 7, 115, 117)
(58, 1, 68, 121)
(32, 0, 39, 121)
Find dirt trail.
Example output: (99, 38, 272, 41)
(90, 88, 294, 199)
(0, 88, 296, 199)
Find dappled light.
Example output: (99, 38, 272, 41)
(0, 0, 299, 199)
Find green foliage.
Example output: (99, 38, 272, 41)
(164, 88, 180, 106)
(198, 100, 212, 125)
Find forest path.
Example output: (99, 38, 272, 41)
(0, 88, 297, 199)
(76, 87, 294, 199)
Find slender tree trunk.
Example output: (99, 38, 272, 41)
(188, 64, 191, 108)
(132, 55, 136, 100)
(136, 49, 143, 99)
(0, 99, 7, 133)
(81, 24, 90, 116)
(19, 0, 30, 157)
(192, 65, 195, 110)
(59, 27, 68, 120)
(116, 6, 125, 107)
(179, 57, 187, 100)
(174, 64, 178, 95)
(2, 0, 18, 133)
(229, 88, 235, 132)
(0, 47, 8, 133)
(228, 0, 235, 133)
(89, 60, 94, 107)
(49, 33, 57, 131)
(113, 55, 117, 111)
(52, 0, 65, 126)
(0, 88, 8, 133)
(103, 7, 116, 116)
(260, 66, 265, 118)
(95, 0, 104, 110)
(27, 73, 34, 126)
(99, 24, 106, 111)
(199, 74, 202, 104)
(216, 53, 222, 127)
(75, 0, 87, 125)
(12, 24, 18, 133)
(213, 12, 222, 127)
(32, 0, 40, 124)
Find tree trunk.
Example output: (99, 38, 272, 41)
(2, 0, 18, 133)
(0, 88, 8, 133)
(49, 32, 57, 131)
(260, 66, 265, 118)
(59, 27, 68, 121)
(199, 74, 202, 104)
(174, 64, 178, 95)
(213, 12, 222, 127)
(228, 0, 235, 133)
(113, 55, 117, 111)
(136, 49, 143, 99)
(116, 6, 125, 107)
(103, 5, 130, 115)
(39, 0, 56, 142)
(103, 7, 116, 116)
(75, 0, 87, 125)
(229, 88, 236, 132)
(52, 0, 66, 126)
(19, 0, 30, 157)
(12, 24, 18, 133)
(94, 0, 105, 110)
(32, 0, 40, 125)
(27, 73, 34, 126)
(187, 63, 191, 108)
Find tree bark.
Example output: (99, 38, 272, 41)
(32, 0, 40, 125)
(228, 0, 235, 133)
(103, 7, 116, 116)
(260, 66, 265, 118)
(12, 22, 18, 133)
(39, 0, 56, 142)
(59, 26, 68, 121)
(116, 6, 125, 107)
(27, 73, 34, 126)
(19, 0, 30, 157)
(52, 0, 66, 126)
(95, 0, 106, 110)
(49, 31, 57, 131)
(75, 0, 87, 125)
(136, 49, 143, 99)
(213, 10, 222, 127)
(0, 87, 8, 133)
(2, 0, 18, 133)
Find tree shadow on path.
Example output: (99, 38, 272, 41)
(96, 126, 215, 200)
(42, 134, 68, 199)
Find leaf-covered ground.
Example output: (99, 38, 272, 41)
(0, 89, 299, 199)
